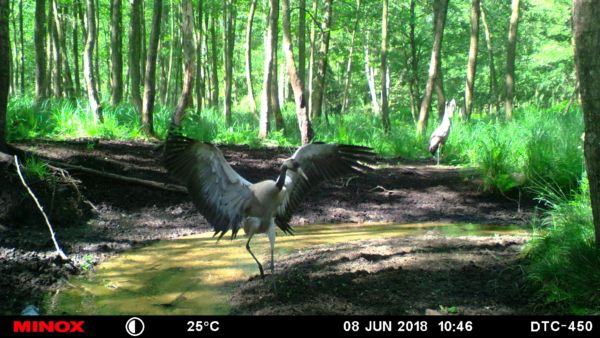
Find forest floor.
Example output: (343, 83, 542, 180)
(1, 139, 540, 315)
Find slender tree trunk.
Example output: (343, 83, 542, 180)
(222, 0, 234, 125)
(9, 4, 14, 96)
(53, 0, 74, 98)
(195, 0, 204, 112)
(463, 0, 480, 120)
(282, 0, 313, 144)
(83, 0, 102, 123)
(93, 0, 100, 97)
(298, 0, 306, 88)
(307, 0, 317, 118)
(380, 0, 390, 132)
(141, 0, 162, 137)
(270, 3, 283, 132)
(481, 4, 498, 115)
(72, 2, 81, 96)
(341, 0, 360, 114)
(172, 0, 195, 126)
(310, 0, 333, 120)
(110, 0, 123, 105)
(18, 0, 23, 95)
(408, 0, 419, 123)
(259, 0, 278, 138)
(573, 0, 600, 247)
(140, 0, 146, 84)
(504, 0, 519, 120)
(128, 0, 142, 113)
(50, 0, 62, 97)
(164, 1, 174, 105)
(416, 0, 448, 137)
(0, 0, 8, 150)
(364, 32, 379, 114)
(245, 0, 257, 113)
(209, 14, 219, 107)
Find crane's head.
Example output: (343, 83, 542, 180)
(282, 158, 308, 181)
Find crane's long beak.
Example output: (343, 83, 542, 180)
(297, 167, 308, 181)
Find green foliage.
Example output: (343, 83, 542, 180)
(523, 177, 600, 314)
(23, 156, 49, 180)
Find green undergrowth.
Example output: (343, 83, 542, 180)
(523, 177, 600, 314)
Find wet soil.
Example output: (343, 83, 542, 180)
(1, 139, 537, 315)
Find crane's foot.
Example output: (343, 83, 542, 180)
(258, 263, 265, 279)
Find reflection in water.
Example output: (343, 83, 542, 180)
(45, 223, 528, 315)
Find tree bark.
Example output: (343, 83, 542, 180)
(110, 0, 123, 105)
(259, 0, 278, 138)
(194, 0, 204, 112)
(380, 0, 390, 132)
(141, 0, 162, 137)
(222, 0, 235, 125)
(416, 0, 448, 137)
(172, 0, 195, 126)
(364, 31, 379, 114)
(481, 4, 498, 115)
(573, 0, 600, 248)
(282, 0, 313, 144)
(83, 0, 103, 123)
(270, 4, 283, 132)
(307, 0, 317, 117)
(463, 0, 480, 120)
(298, 0, 306, 88)
(0, 0, 8, 151)
(310, 0, 333, 120)
(245, 0, 257, 113)
(209, 13, 219, 107)
(50, 0, 62, 97)
(18, 0, 23, 95)
(34, 0, 47, 102)
(435, 62, 446, 119)
(504, 0, 519, 120)
(341, 0, 360, 114)
(53, 0, 74, 98)
(408, 0, 419, 123)
(128, 0, 142, 113)
(72, 2, 81, 96)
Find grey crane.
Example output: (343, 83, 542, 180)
(164, 130, 376, 278)
(429, 99, 456, 165)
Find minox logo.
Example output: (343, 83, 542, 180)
(13, 320, 85, 333)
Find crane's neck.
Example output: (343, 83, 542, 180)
(275, 166, 288, 190)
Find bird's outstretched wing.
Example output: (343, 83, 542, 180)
(275, 143, 376, 230)
(164, 131, 253, 238)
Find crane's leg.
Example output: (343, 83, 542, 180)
(267, 223, 276, 276)
(436, 145, 441, 166)
(245, 232, 264, 279)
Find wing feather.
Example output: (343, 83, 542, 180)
(275, 143, 376, 230)
(164, 131, 252, 237)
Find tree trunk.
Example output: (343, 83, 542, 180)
(364, 32, 379, 114)
(435, 63, 446, 119)
(141, 0, 162, 137)
(307, 0, 317, 118)
(310, 0, 333, 120)
(50, 0, 62, 97)
(573, 0, 600, 248)
(270, 4, 283, 132)
(245, 0, 257, 113)
(194, 0, 204, 112)
(222, 0, 234, 125)
(34, 0, 46, 103)
(504, 0, 519, 121)
(481, 4, 498, 115)
(298, 0, 306, 88)
(282, 0, 313, 144)
(164, 1, 174, 105)
(380, 0, 390, 132)
(172, 0, 195, 126)
(83, 0, 102, 123)
(72, 2, 81, 96)
(110, 0, 123, 105)
(408, 0, 419, 123)
(341, 0, 360, 114)
(128, 0, 142, 113)
(18, 0, 23, 95)
(463, 0, 480, 120)
(259, 0, 278, 138)
(0, 0, 8, 151)
(93, 0, 100, 97)
(53, 0, 74, 98)
(209, 13, 219, 107)
(416, 0, 448, 137)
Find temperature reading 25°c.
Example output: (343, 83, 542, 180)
(187, 321, 220, 332)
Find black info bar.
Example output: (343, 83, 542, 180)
(0, 316, 598, 337)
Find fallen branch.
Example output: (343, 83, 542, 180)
(14, 155, 68, 260)
(46, 160, 188, 194)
